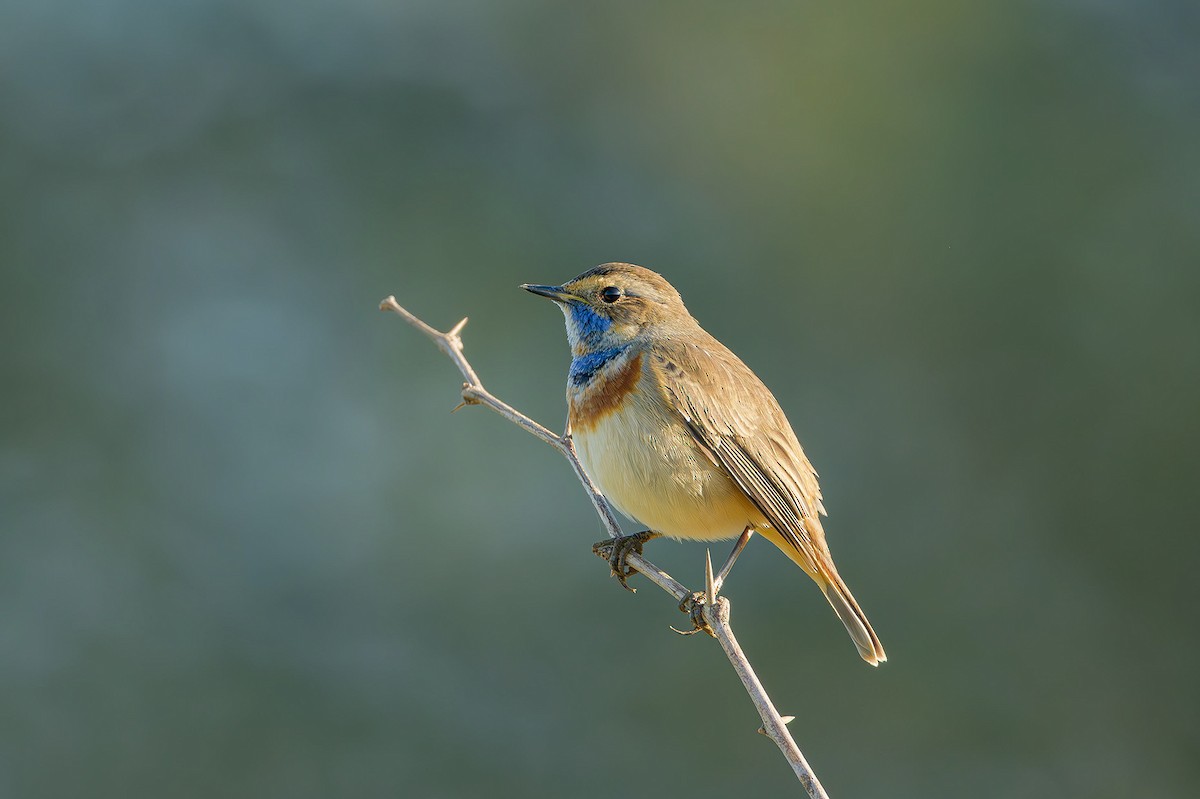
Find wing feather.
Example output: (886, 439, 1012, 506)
(652, 332, 829, 574)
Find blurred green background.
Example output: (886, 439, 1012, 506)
(3, 1, 1197, 797)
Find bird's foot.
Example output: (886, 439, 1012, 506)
(592, 530, 661, 592)
(672, 592, 716, 638)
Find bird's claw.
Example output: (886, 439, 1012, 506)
(592, 530, 660, 592)
(672, 592, 716, 637)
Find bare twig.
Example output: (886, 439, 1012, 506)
(706, 597, 827, 794)
(381, 295, 831, 798)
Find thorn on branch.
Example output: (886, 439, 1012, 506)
(705, 549, 717, 605)
(451, 383, 484, 413)
(758, 716, 796, 736)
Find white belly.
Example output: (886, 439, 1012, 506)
(574, 396, 758, 541)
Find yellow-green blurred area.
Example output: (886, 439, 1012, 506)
(2, 0, 1197, 796)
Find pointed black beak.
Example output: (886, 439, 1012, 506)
(520, 284, 575, 302)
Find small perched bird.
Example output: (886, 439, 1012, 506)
(522, 263, 886, 665)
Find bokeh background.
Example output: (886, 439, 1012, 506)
(3, 1, 1198, 797)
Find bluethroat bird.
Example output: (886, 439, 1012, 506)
(522, 263, 886, 665)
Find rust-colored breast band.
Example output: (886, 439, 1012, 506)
(569, 353, 644, 432)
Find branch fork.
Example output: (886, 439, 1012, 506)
(381, 295, 831, 798)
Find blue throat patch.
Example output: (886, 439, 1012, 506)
(569, 346, 627, 387)
(567, 302, 612, 348)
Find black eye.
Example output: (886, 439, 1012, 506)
(600, 286, 623, 303)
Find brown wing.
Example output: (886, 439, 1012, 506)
(650, 330, 829, 573)
(650, 327, 887, 664)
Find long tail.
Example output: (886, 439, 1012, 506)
(819, 569, 887, 666)
(756, 526, 886, 665)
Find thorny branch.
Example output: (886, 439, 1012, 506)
(381, 295, 831, 798)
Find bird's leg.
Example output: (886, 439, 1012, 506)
(674, 543, 747, 638)
(592, 530, 661, 592)
(713, 527, 755, 594)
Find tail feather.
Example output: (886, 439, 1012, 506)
(820, 571, 887, 666)
(754, 525, 886, 665)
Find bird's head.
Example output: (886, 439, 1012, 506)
(522, 263, 688, 355)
